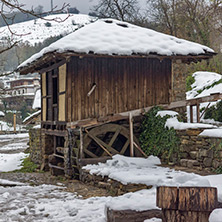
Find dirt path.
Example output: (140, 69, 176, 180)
(0, 172, 110, 199)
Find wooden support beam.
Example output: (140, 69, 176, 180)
(129, 112, 134, 157)
(13, 113, 16, 133)
(196, 102, 200, 123)
(66, 93, 222, 129)
(80, 127, 84, 159)
(190, 105, 193, 123)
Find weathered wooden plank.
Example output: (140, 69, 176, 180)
(106, 207, 162, 222)
(178, 187, 217, 211)
(157, 186, 178, 210)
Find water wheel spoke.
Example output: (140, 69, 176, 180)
(83, 148, 98, 158)
(120, 139, 130, 155)
(94, 136, 119, 155)
(108, 128, 121, 147)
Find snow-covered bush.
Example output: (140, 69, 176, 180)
(204, 100, 222, 122)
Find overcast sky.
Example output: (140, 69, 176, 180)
(19, 0, 147, 14)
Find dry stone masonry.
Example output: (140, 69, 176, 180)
(176, 128, 222, 171)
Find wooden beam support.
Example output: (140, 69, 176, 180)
(196, 102, 200, 123)
(66, 93, 222, 129)
(129, 112, 134, 157)
(190, 105, 193, 123)
(80, 127, 84, 159)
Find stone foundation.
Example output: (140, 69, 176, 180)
(176, 128, 222, 171)
(80, 169, 152, 195)
(29, 128, 42, 165)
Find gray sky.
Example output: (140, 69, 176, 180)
(19, 0, 96, 14)
(19, 0, 147, 14)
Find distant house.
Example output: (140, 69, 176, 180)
(18, 19, 215, 177)
(3, 76, 40, 109)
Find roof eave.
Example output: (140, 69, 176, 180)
(17, 51, 216, 75)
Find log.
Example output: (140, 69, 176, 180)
(157, 186, 218, 222)
(106, 207, 162, 222)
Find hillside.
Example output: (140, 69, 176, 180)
(0, 14, 94, 46)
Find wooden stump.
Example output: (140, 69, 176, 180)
(157, 186, 218, 222)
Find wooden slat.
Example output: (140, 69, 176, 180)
(49, 163, 64, 171)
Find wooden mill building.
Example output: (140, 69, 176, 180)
(18, 18, 215, 177)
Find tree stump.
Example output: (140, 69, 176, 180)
(157, 186, 218, 222)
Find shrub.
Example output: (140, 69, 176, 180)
(13, 157, 39, 173)
(45, 22, 52, 27)
(139, 107, 180, 162)
(186, 74, 195, 91)
(204, 101, 222, 122)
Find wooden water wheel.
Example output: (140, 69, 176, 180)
(83, 123, 144, 158)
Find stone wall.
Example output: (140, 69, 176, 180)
(171, 60, 187, 103)
(176, 128, 222, 171)
(81, 169, 152, 196)
(171, 60, 188, 118)
(29, 128, 42, 165)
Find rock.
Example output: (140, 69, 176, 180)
(190, 151, 197, 159)
(198, 149, 208, 158)
(187, 160, 200, 168)
(180, 153, 189, 159)
(212, 160, 221, 169)
(186, 129, 203, 136)
(180, 159, 188, 167)
(203, 158, 213, 167)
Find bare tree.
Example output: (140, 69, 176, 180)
(147, 0, 222, 46)
(0, 0, 70, 54)
(91, 0, 141, 22)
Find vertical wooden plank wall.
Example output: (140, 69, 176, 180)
(66, 56, 172, 122)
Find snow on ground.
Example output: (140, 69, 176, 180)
(0, 133, 29, 172)
(0, 152, 28, 172)
(0, 142, 28, 151)
(1, 155, 222, 221)
(83, 155, 210, 188)
(0, 14, 93, 46)
(0, 120, 26, 132)
(0, 133, 29, 142)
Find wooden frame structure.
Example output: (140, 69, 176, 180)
(17, 20, 216, 177)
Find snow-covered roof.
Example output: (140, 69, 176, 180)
(18, 19, 215, 73)
(32, 89, 41, 109)
(23, 110, 41, 124)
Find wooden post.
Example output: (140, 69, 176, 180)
(157, 186, 218, 222)
(190, 105, 193, 123)
(129, 112, 134, 157)
(196, 102, 200, 123)
(13, 113, 16, 133)
(80, 127, 84, 159)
